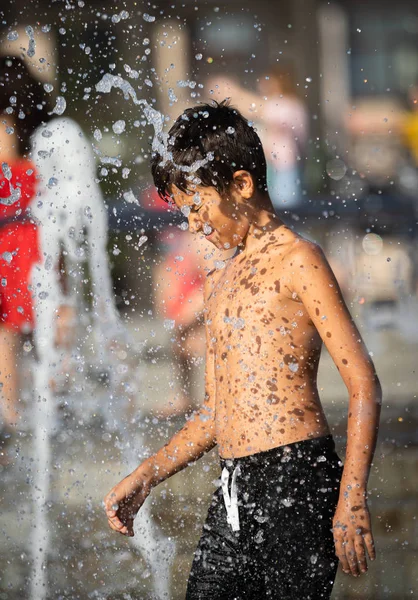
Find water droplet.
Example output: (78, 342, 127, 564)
(7, 31, 19, 41)
(23, 341, 33, 352)
(45, 255, 53, 271)
(362, 233, 383, 256)
(281, 498, 294, 507)
(112, 120, 126, 134)
(52, 96, 66, 116)
(326, 159, 347, 181)
(1, 251, 13, 264)
(233, 318, 245, 330)
(168, 88, 178, 103)
(2, 162, 12, 180)
(203, 223, 213, 236)
(123, 190, 139, 205)
(195, 53, 203, 61)
(143, 13, 156, 22)
(43, 83, 54, 93)
(164, 319, 176, 331)
(226, 126, 235, 134)
(254, 530, 264, 544)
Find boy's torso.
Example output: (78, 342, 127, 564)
(205, 226, 330, 458)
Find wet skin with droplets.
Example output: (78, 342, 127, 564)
(205, 226, 330, 458)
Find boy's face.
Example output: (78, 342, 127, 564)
(171, 177, 253, 250)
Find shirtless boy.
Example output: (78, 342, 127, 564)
(105, 100, 381, 599)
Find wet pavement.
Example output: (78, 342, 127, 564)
(1, 312, 418, 599)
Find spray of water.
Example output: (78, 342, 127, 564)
(95, 73, 214, 173)
(28, 116, 174, 599)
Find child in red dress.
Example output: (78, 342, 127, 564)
(0, 56, 50, 462)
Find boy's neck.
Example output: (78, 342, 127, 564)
(238, 193, 285, 254)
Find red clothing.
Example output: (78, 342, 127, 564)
(164, 253, 203, 320)
(0, 159, 40, 331)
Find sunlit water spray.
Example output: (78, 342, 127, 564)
(95, 72, 214, 173)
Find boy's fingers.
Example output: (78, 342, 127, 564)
(104, 496, 117, 511)
(354, 536, 367, 573)
(107, 519, 122, 533)
(335, 540, 350, 574)
(107, 515, 125, 531)
(345, 540, 360, 577)
(364, 532, 376, 560)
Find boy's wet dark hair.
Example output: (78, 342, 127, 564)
(0, 55, 51, 156)
(151, 99, 267, 200)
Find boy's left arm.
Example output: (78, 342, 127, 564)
(290, 242, 382, 577)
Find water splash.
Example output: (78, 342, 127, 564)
(28, 117, 131, 599)
(0, 162, 22, 205)
(51, 96, 66, 116)
(95, 73, 214, 173)
(7, 30, 19, 41)
(28, 116, 174, 599)
(25, 25, 36, 58)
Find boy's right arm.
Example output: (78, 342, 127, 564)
(104, 281, 217, 537)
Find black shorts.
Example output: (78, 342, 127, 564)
(186, 435, 343, 600)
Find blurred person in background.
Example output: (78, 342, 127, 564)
(209, 63, 308, 211)
(258, 64, 308, 210)
(345, 97, 405, 195)
(153, 229, 211, 416)
(2, 25, 125, 420)
(0, 55, 50, 462)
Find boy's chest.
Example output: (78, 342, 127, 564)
(206, 258, 299, 333)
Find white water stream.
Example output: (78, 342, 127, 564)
(28, 115, 174, 599)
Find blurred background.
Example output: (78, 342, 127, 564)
(0, 0, 417, 599)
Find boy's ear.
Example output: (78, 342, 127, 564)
(232, 170, 254, 199)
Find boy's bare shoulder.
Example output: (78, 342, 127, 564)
(266, 227, 324, 265)
(264, 229, 328, 288)
(283, 234, 325, 265)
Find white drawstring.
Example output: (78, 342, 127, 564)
(221, 464, 240, 531)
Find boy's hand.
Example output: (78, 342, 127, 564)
(333, 497, 376, 577)
(104, 471, 151, 537)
